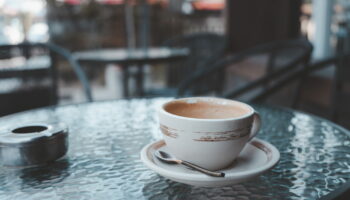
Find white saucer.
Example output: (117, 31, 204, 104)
(140, 139, 280, 187)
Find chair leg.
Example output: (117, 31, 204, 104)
(291, 76, 304, 109)
(51, 52, 59, 105)
(291, 69, 307, 109)
(292, 61, 310, 109)
(264, 51, 276, 89)
(331, 82, 342, 122)
(122, 66, 130, 98)
(136, 65, 145, 97)
(331, 56, 347, 123)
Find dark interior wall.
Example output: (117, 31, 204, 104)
(226, 0, 302, 52)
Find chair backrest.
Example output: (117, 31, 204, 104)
(177, 38, 313, 103)
(0, 42, 92, 116)
(0, 43, 52, 78)
(0, 43, 56, 116)
(163, 33, 227, 87)
(247, 57, 337, 104)
(239, 54, 350, 123)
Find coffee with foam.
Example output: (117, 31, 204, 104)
(164, 98, 250, 119)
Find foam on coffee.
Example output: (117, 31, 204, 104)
(164, 99, 251, 119)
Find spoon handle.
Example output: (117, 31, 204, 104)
(181, 161, 225, 177)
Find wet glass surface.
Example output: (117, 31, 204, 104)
(0, 98, 349, 200)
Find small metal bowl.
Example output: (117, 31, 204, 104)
(0, 123, 68, 167)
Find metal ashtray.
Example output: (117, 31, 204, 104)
(0, 123, 68, 167)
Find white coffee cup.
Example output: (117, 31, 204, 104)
(158, 97, 261, 171)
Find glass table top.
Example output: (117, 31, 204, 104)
(0, 98, 349, 200)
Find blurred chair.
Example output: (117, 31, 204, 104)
(145, 32, 227, 97)
(0, 43, 92, 116)
(178, 49, 350, 125)
(331, 53, 350, 122)
(241, 54, 350, 124)
(333, 20, 350, 122)
(177, 39, 313, 108)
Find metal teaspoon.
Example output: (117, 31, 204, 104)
(154, 150, 225, 177)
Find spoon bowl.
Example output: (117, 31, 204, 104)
(154, 150, 181, 164)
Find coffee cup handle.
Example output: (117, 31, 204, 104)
(248, 112, 261, 142)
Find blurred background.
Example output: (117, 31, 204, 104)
(0, 0, 349, 128)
